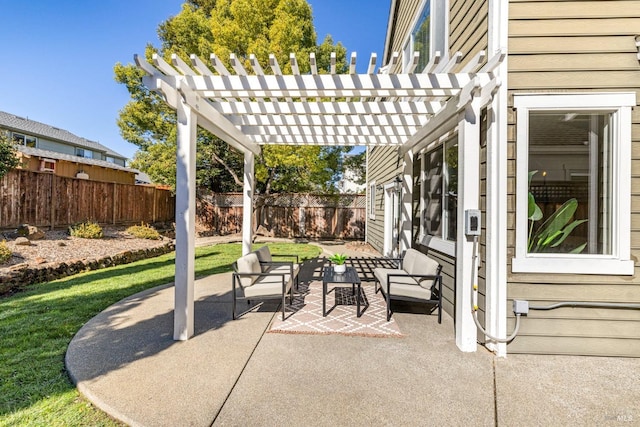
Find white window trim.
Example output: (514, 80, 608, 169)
(401, 0, 449, 72)
(369, 180, 376, 219)
(512, 92, 636, 275)
(427, 236, 456, 257)
(418, 135, 458, 258)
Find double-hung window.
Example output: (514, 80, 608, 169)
(402, 0, 447, 73)
(420, 137, 458, 255)
(512, 93, 635, 275)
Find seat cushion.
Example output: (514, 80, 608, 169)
(255, 246, 272, 263)
(266, 263, 300, 279)
(244, 274, 291, 298)
(374, 267, 417, 288)
(236, 253, 262, 287)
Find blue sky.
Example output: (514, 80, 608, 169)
(0, 1, 390, 160)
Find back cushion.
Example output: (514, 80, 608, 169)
(236, 253, 262, 287)
(255, 246, 272, 263)
(402, 249, 420, 274)
(404, 249, 439, 277)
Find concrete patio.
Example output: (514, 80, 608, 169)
(66, 244, 640, 426)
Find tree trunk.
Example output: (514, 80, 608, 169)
(211, 152, 242, 187)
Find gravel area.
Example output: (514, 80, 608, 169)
(1, 226, 172, 269)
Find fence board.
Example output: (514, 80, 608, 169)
(198, 192, 366, 240)
(0, 169, 175, 229)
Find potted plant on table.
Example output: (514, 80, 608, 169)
(329, 253, 348, 274)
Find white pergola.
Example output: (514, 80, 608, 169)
(135, 48, 505, 351)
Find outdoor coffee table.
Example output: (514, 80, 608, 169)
(322, 266, 363, 317)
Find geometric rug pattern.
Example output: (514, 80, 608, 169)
(268, 280, 403, 338)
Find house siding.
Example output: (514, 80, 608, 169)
(18, 154, 135, 185)
(507, 0, 640, 356)
(449, 0, 488, 70)
(366, 146, 401, 252)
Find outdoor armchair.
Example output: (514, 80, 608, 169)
(254, 246, 300, 289)
(373, 248, 443, 322)
(232, 252, 294, 321)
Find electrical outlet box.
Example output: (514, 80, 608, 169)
(513, 300, 529, 315)
(465, 209, 481, 236)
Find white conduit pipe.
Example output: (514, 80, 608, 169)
(470, 236, 521, 343)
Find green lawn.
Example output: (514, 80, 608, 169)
(0, 242, 321, 426)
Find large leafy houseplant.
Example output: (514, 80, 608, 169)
(527, 171, 587, 254)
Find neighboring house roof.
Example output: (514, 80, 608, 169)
(0, 110, 126, 160)
(16, 145, 136, 173)
(135, 171, 153, 184)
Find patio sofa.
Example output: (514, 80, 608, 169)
(232, 246, 299, 320)
(373, 248, 443, 322)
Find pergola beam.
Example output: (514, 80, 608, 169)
(249, 133, 406, 146)
(212, 100, 445, 116)
(241, 124, 419, 137)
(181, 73, 474, 97)
(229, 112, 428, 128)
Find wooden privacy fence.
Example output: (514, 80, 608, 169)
(198, 192, 366, 239)
(0, 169, 175, 229)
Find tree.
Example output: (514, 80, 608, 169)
(0, 131, 19, 179)
(343, 151, 366, 186)
(115, 0, 352, 193)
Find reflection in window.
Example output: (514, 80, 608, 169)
(423, 137, 457, 242)
(403, 1, 431, 72)
(12, 133, 36, 147)
(528, 111, 612, 255)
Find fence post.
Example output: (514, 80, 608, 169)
(50, 174, 55, 229)
(112, 183, 118, 225)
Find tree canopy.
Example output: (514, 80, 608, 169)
(115, 0, 363, 193)
(0, 132, 19, 179)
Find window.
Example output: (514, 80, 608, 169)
(75, 148, 93, 159)
(420, 137, 457, 255)
(105, 156, 115, 164)
(513, 93, 635, 275)
(12, 132, 36, 147)
(40, 159, 56, 173)
(402, 0, 447, 73)
(369, 181, 376, 219)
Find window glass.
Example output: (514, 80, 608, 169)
(528, 111, 613, 255)
(12, 133, 25, 145)
(412, 1, 431, 72)
(422, 137, 457, 242)
(444, 141, 458, 241)
(25, 135, 36, 147)
(369, 182, 376, 219)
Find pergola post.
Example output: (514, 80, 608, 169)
(174, 99, 197, 341)
(455, 101, 480, 352)
(400, 149, 414, 253)
(242, 151, 254, 256)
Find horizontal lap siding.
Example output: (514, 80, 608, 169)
(388, 0, 423, 60)
(450, 0, 488, 69)
(507, 0, 640, 356)
(449, 0, 489, 327)
(367, 146, 402, 253)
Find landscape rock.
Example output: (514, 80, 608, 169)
(15, 237, 31, 246)
(255, 225, 275, 237)
(16, 224, 45, 240)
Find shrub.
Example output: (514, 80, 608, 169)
(0, 240, 11, 263)
(69, 221, 103, 239)
(126, 223, 161, 240)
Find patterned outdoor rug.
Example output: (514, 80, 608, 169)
(268, 280, 403, 338)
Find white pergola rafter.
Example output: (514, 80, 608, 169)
(134, 48, 506, 347)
